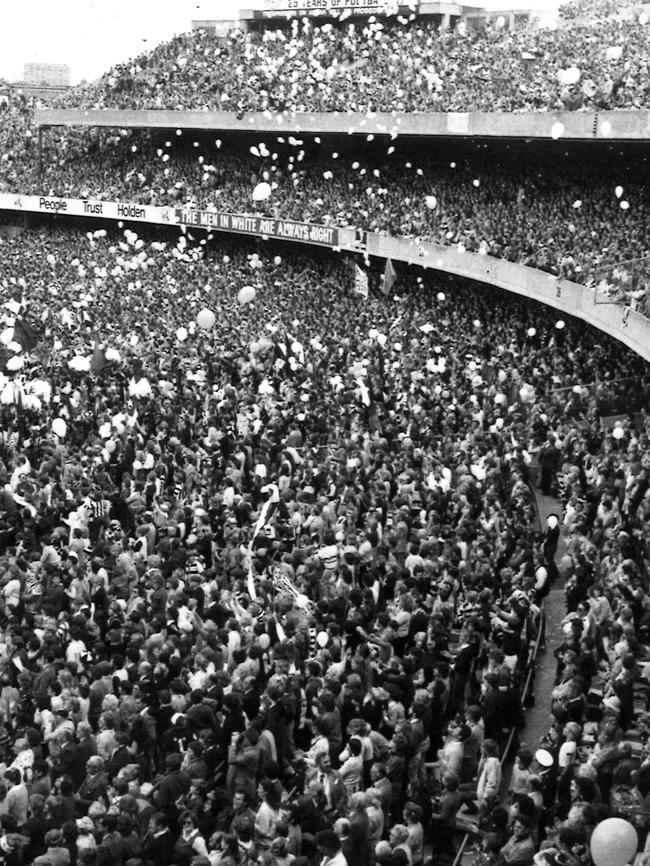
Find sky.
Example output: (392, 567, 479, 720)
(0, 0, 559, 86)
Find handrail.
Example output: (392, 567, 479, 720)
(449, 606, 545, 866)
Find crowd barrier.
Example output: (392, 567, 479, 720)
(2, 191, 649, 363)
(32, 108, 650, 140)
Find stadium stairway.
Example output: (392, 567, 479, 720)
(518, 489, 568, 756)
(454, 488, 568, 865)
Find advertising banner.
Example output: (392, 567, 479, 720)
(0, 193, 343, 249)
(0, 193, 175, 224)
(258, 0, 403, 17)
(177, 208, 340, 248)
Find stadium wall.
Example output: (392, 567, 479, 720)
(1, 192, 648, 362)
(33, 109, 650, 140)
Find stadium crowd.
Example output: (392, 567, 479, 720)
(18, 131, 650, 313)
(0, 224, 646, 866)
(0, 0, 649, 862)
(3, 116, 650, 318)
(44, 4, 650, 114)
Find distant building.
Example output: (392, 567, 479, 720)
(23, 63, 70, 88)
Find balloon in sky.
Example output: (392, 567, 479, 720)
(238, 285, 256, 305)
(196, 308, 216, 330)
(252, 182, 272, 202)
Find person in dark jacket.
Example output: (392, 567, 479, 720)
(153, 752, 190, 834)
(143, 811, 175, 866)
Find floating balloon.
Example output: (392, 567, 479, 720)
(51, 417, 67, 438)
(590, 818, 637, 866)
(620, 200, 630, 211)
(612, 426, 625, 440)
(46, 253, 56, 266)
(238, 285, 256, 305)
(436, 292, 446, 301)
(562, 66, 581, 85)
(551, 121, 565, 140)
(196, 308, 216, 330)
(258, 633, 270, 650)
(547, 515, 559, 530)
(615, 185, 624, 198)
(176, 326, 188, 342)
(527, 327, 536, 337)
(555, 320, 566, 330)
(252, 181, 272, 202)
(425, 195, 437, 210)
(316, 631, 329, 648)
(519, 384, 535, 404)
(273, 256, 282, 266)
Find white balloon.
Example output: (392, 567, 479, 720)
(238, 285, 256, 305)
(6, 356, 24, 371)
(615, 185, 624, 198)
(551, 121, 565, 140)
(51, 417, 67, 438)
(252, 182, 272, 202)
(425, 195, 437, 210)
(176, 327, 188, 342)
(196, 309, 216, 330)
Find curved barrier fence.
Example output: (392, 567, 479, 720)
(2, 191, 649, 363)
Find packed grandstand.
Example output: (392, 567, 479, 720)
(0, 2, 649, 866)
